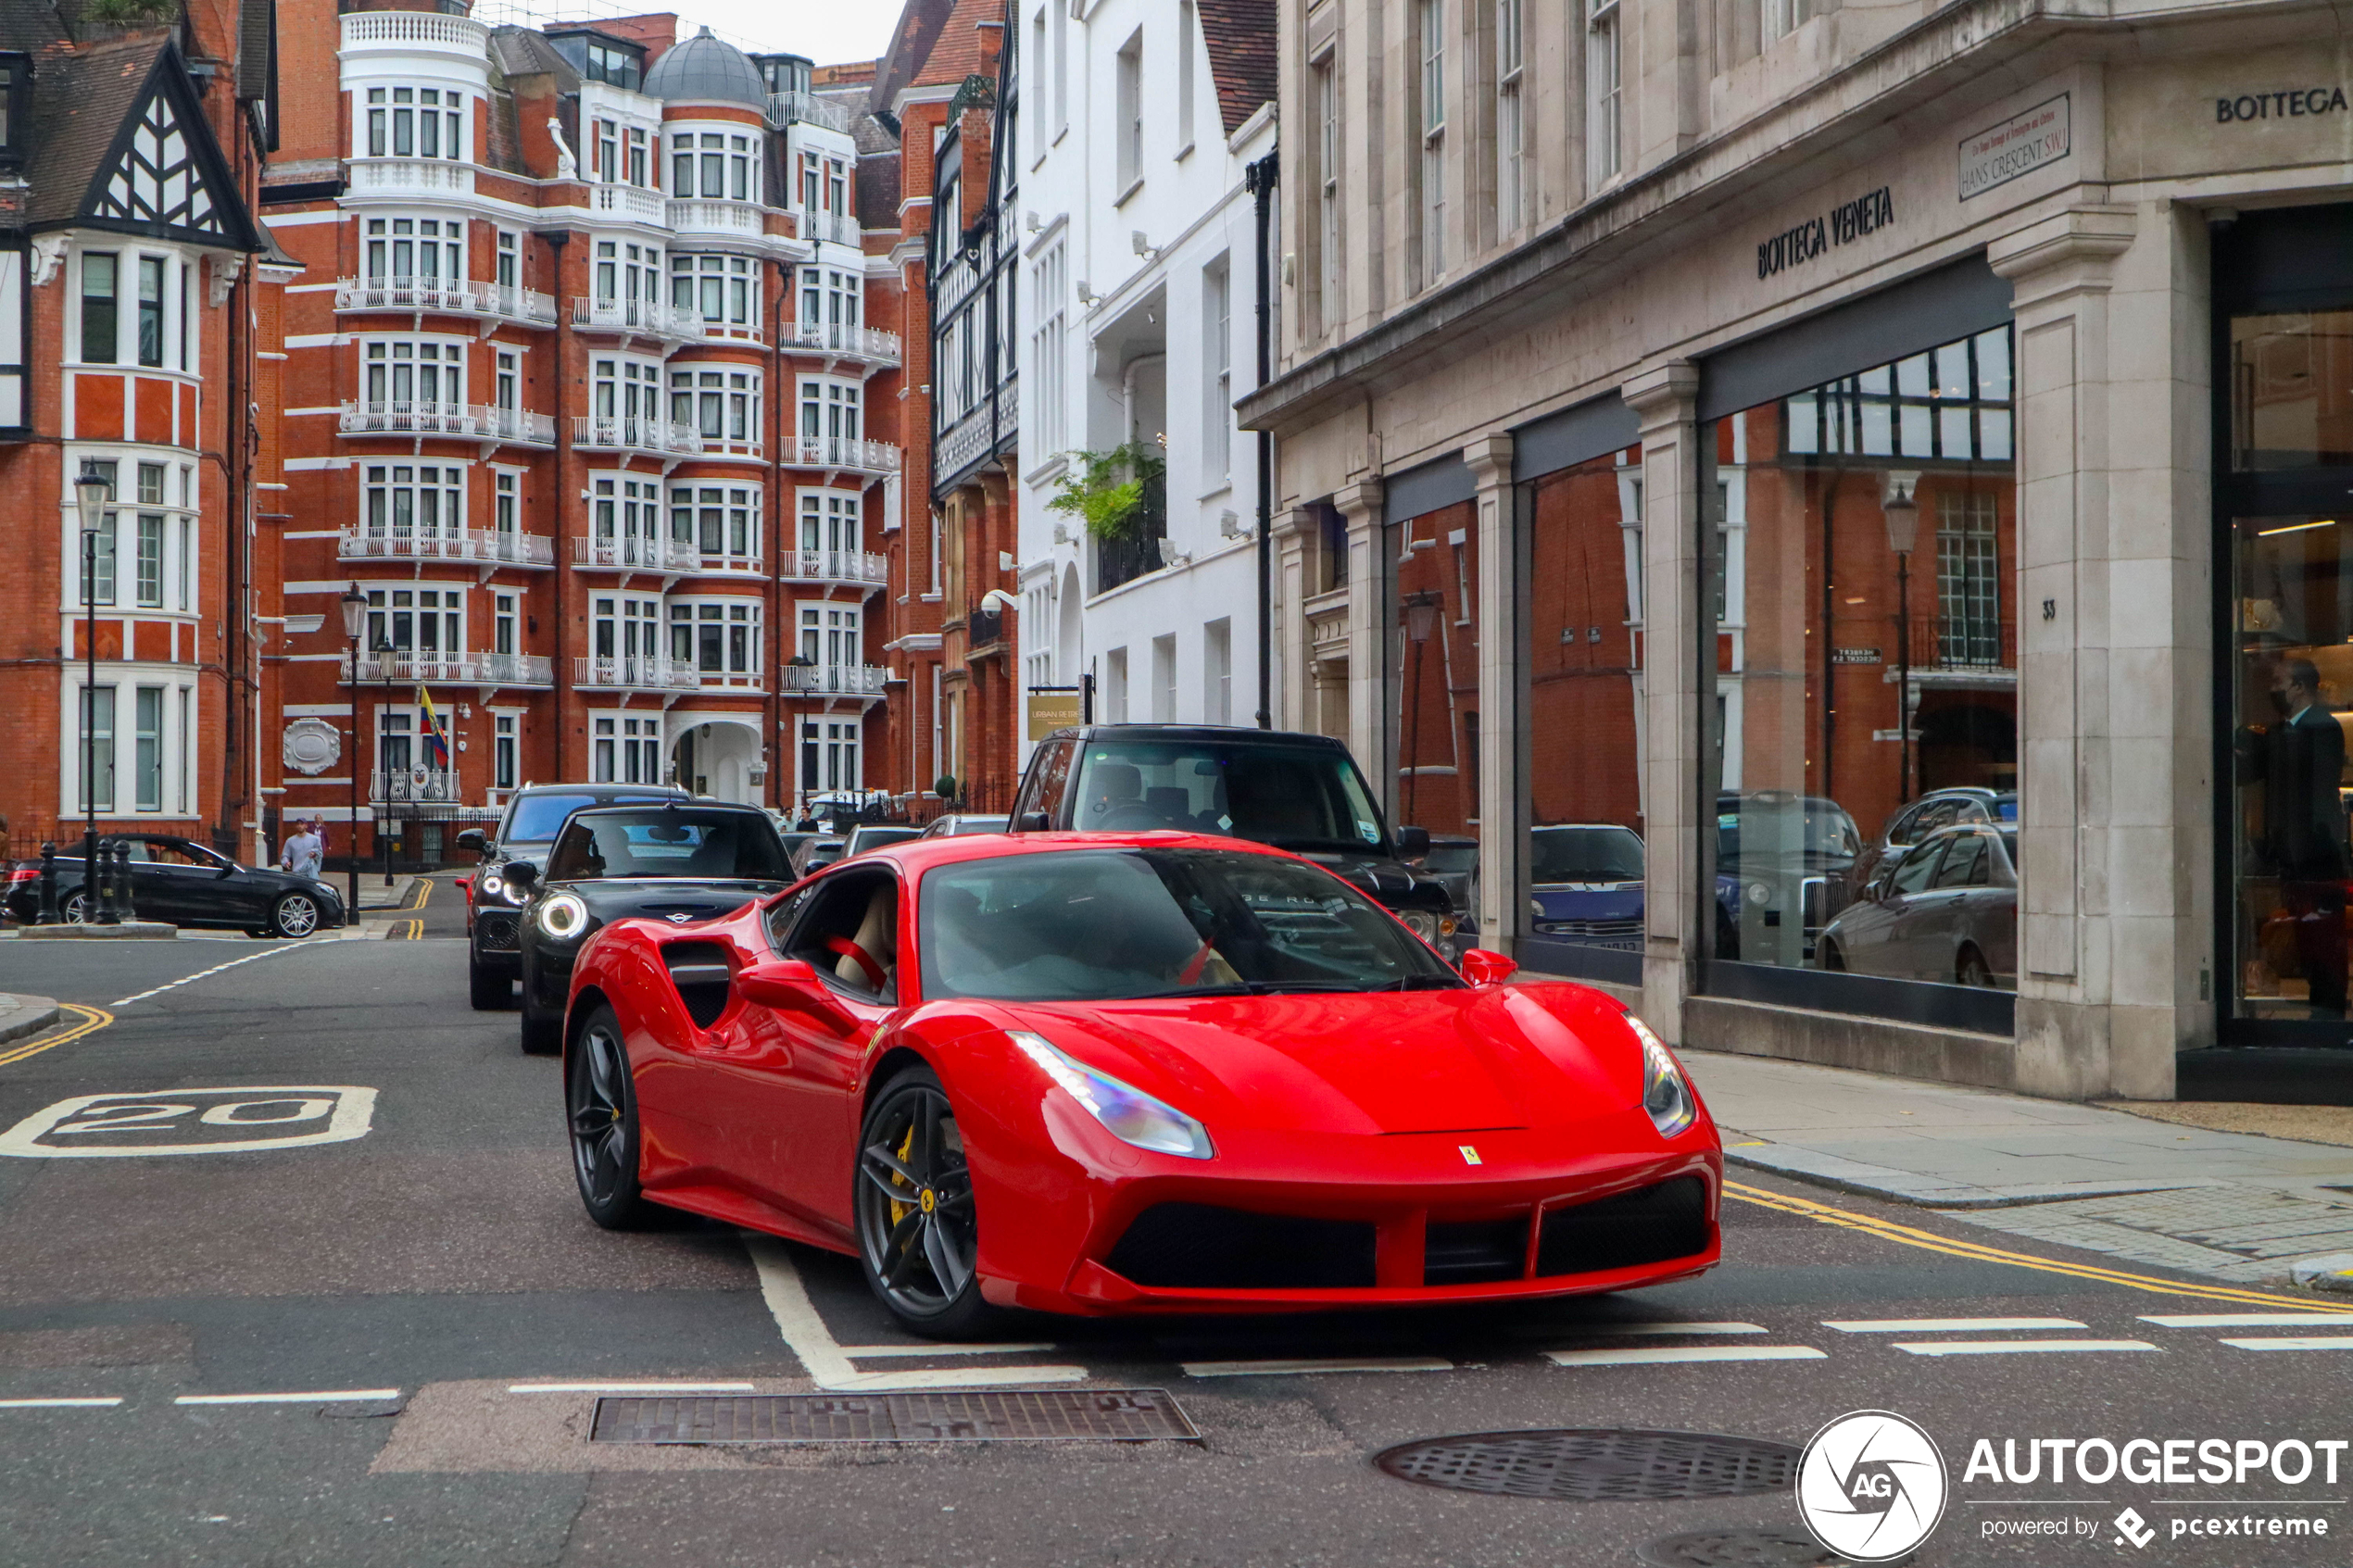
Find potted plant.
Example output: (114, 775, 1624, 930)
(1044, 442, 1166, 548)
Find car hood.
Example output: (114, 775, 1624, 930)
(560, 877, 782, 922)
(1292, 850, 1453, 911)
(993, 985, 1642, 1135)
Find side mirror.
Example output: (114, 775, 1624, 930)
(1459, 948, 1517, 985)
(1395, 825, 1430, 859)
(457, 829, 486, 853)
(502, 860, 537, 895)
(738, 958, 856, 1027)
(455, 877, 472, 895)
(1016, 811, 1051, 833)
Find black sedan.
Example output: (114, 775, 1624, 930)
(508, 802, 790, 1053)
(4, 834, 346, 937)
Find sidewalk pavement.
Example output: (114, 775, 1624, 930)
(0, 993, 59, 1045)
(1684, 1048, 2353, 1290)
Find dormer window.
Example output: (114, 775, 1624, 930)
(585, 41, 640, 91)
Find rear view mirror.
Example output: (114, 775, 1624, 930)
(1395, 825, 1431, 858)
(1459, 948, 1517, 985)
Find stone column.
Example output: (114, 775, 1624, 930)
(1623, 363, 1702, 1040)
(1332, 477, 1388, 807)
(1992, 203, 2186, 1101)
(1272, 506, 1318, 732)
(1465, 433, 1521, 956)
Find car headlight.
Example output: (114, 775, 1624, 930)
(479, 872, 529, 907)
(1627, 1012, 1697, 1139)
(1399, 909, 1440, 941)
(308, 881, 339, 902)
(1011, 1031, 1214, 1160)
(537, 892, 589, 941)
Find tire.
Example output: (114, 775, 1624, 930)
(519, 949, 563, 1053)
(567, 1005, 660, 1229)
(854, 1065, 994, 1338)
(61, 891, 89, 924)
(1957, 945, 1994, 988)
(268, 893, 320, 940)
(469, 949, 510, 1010)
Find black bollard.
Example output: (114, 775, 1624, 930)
(114, 841, 137, 923)
(92, 836, 120, 925)
(35, 842, 57, 925)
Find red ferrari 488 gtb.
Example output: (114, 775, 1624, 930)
(560, 831, 1722, 1335)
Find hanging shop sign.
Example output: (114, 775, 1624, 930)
(1959, 94, 2071, 200)
(1756, 186, 1895, 280)
(2215, 86, 2349, 122)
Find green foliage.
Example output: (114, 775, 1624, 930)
(934, 774, 959, 800)
(82, 0, 178, 26)
(1042, 442, 1166, 543)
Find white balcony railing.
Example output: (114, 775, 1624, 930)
(573, 655, 702, 691)
(337, 402, 556, 445)
(346, 157, 475, 197)
(335, 275, 558, 327)
(681, 552, 765, 577)
(373, 768, 462, 804)
(339, 527, 554, 568)
(571, 533, 699, 571)
(342, 10, 489, 55)
(767, 91, 853, 132)
(588, 182, 666, 224)
(570, 295, 696, 339)
(801, 211, 862, 247)
(339, 651, 553, 686)
(781, 663, 887, 698)
(667, 198, 767, 240)
(788, 436, 900, 475)
(780, 547, 888, 587)
(571, 414, 704, 458)
(783, 320, 901, 364)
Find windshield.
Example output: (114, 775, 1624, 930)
(546, 809, 788, 882)
(1067, 740, 1392, 855)
(1420, 844, 1478, 872)
(1717, 798, 1861, 869)
(1530, 825, 1644, 884)
(504, 791, 676, 845)
(920, 847, 1461, 1002)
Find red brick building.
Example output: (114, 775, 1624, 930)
(0, 0, 276, 861)
(258, 2, 906, 860)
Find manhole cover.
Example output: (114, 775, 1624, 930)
(589, 1388, 1199, 1445)
(1374, 1428, 1800, 1501)
(1636, 1528, 1888, 1567)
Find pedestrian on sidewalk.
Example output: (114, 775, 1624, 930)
(281, 819, 325, 879)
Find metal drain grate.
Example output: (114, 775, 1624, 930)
(1374, 1428, 1799, 1501)
(589, 1388, 1200, 1445)
(1635, 1528, 1874, 1567)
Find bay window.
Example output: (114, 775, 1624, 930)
(364, 217, 462, 283)
(669, 599, 761, 677)
(366, 585, 464, 654)
(671, 367, 756, 444)
(362, 339, 464, 409)
(672, 252, 757, 330)
(80, 252, 115, 363)
(670, 483, 759, 566)
(362, 462, 464, 541)
(364, 86, 463, 160)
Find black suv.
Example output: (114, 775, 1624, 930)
(459, 782, 685, 1009)
(1011, 725, 1465, 959)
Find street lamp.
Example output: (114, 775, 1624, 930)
(339, 583, 368, 912)
(373, 633, 398, 885)
(1401, 592, 1442, 828)
(1883, 476, 1922, 808)
(74, 463, 111, 902)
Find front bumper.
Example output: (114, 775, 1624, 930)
(474, 908, 523, 954)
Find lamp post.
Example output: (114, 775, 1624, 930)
(1401, 592, 1442, 828)
(373, 634, 397, 885)
(339, 584, 368, 913)
(1883, 479, 1922, 808)
(73, 464, 111, 897)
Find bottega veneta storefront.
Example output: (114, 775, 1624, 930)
(1246, 30, 2353, 1102)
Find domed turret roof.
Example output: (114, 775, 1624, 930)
(644, 28, 766, 108)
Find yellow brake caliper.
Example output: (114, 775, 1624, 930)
(887, 1123, 915, 1232)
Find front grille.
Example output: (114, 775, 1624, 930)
(1105, 1202, 1377, 1290)
(475, 910, 521, 951)
(1424, 1218, 1529, 1285)
(1536, 1177, 1710, 1278)
(1536, 918, 1642, 941)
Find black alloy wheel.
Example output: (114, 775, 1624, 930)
(269, 892, 320, 939)
(567, 1004, 659, 1229)
(855, 1066, 990, 1336)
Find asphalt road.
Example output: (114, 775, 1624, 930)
(0, 935, 2348, 1566)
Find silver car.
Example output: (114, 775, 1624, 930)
(1815, 823, 2017, 988)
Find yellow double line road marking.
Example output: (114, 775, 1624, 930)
(0, 1003, 112, 1069)
(1725, 1178, 2344, 1312)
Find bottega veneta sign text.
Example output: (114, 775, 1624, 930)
(2217, 87, 2348, 121)
(1757, 187, 1894, 279)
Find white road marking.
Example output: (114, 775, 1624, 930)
(1824, 1317, 2088, 1334)
(2218, 1337, 2353, 1352)
(1558, 1322, 1767, 1336)
(2144, 1313, 2353, 1328)
(174, 1389, 401, 1404)
(0, 1087, 376, 1159)
(0, 1397, 122, 1409)
(1890, 1340, 2158, 1357)
(112, 943, 311, 1007)
(744, 1236, 1087, 1391)
(838, 1344, 1061, 1359)
(507, 1382, 756, 1395)
(1542, 1346, 1827, 1368)
(1182, 1357, 1453, 1378)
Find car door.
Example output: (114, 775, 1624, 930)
(1917, 831, 1991, 984)
(1871, 837, 1948, 977)
(120, 839, 181, 922)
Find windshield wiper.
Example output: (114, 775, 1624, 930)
(1390, 973, 1464, 990)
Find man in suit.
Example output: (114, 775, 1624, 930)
(2264, 659, 2350, 1013)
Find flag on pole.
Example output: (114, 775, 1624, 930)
(417, 684, 451, 770)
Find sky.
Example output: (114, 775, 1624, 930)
(655, 0, 899, 67)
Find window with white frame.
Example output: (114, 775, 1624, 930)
(592, 238, 662, 306)
(591, 594, 663, 662)
(1588, 0, 1622, 188)
(1204, 618, 1232, 724)
(1176, 1, 1197, 150)
(673, 252, 758, 331)
(76, 248, 193, 369)
(493, 711, 518, 788)
(591, 474, 661, 546)
(1114, 32, 1142, 191)
(801, 717, 861, 793)
(592, 714, 663, 783)
(76, 684, 113, 810)
(798, 601, 862, 668)
(671, 483, 760, 566)
(1031, 242, 1065, 453)
(361, 462, 463, 541)
(592, 356, 664, 432)
(363, 86, 463, 160)
(670, 366, 758, 445)
(495, 228, 519, 289)
(1203, 257, 1231, 482)
(494, 350, 518, 411)
(799, 489, 861, 555)
(670, 131, 757, 201)
(669, 598, 761, 677)
(493, 470, 518, 534)
(1417, 0, 1445, 284)
(362, 339, 465, 411)
(799, 265, 861, 334)
(1315, 53, 1340, 324)
(799, 377, 861, 452)
(1761, 0, 1796, 46)
(68, 459, 201, 615)
(492, 590, 518, 654)
(828, 157, 849, 218)
(362, 217, 462, 283)
(1497, 0, 1525, 232)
